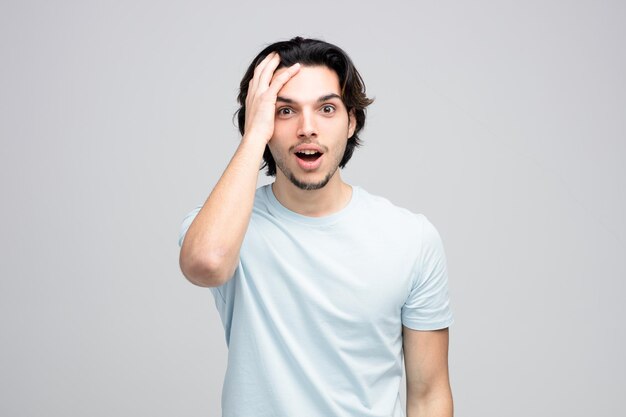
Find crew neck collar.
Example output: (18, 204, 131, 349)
(264, 183, 360, 227)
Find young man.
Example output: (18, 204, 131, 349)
(178, 37, 454, 417)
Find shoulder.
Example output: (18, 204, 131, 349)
(356, 186, 446, 249)
(251, 184, 273, 213)
(356, 186, 425, 230)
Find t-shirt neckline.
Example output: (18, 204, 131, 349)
(264, 183, 360, 227)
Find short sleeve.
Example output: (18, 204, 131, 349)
(178, 205, 203, 247)
(401, 215, 454, 330)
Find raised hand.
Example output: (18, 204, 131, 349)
(243, 52, 301, 143)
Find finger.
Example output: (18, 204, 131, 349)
(248, 53, 276, 105)
(257, 53, 281, 90)
(266, 63, 301, 96)
(249, 52, 276, 93)
(252, 52, 276, 81)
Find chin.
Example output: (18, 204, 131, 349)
(288, 174, 331, 191)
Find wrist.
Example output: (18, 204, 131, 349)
(241, 132, 271, 147)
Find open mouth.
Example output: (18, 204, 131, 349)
(295, 151, 323, 162)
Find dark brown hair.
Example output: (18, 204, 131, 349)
(235, 37, 374, 176)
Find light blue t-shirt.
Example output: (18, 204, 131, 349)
(178, 184, 453, 417)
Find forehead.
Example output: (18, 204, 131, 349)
(273, 65, 341, 102)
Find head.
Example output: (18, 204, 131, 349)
(236, 37, 373, 179)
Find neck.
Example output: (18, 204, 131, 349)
(271, 171, 353, 217)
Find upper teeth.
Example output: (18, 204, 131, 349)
(299, 150, 318, 155)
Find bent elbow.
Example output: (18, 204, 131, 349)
(179, 249, 235, 288)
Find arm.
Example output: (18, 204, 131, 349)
(403, 325, 453, 417)
(179, 53, 301, 287)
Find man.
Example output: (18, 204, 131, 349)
(178, 37, 454, 417)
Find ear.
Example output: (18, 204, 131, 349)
(348, 109, 357, 138)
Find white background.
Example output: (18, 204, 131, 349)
(1, 1, 624, 415)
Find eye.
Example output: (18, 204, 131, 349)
(321, 105, 336, 114)
(277, 107, 294, 116)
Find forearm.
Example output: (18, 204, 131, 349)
(180, 52, 300, 287)
(406, 385, 453, 417)
(179, 134, 266, 286)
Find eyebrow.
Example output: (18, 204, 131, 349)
(276, 93, 342, 104)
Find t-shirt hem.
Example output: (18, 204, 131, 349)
(402, 318, 454, 331)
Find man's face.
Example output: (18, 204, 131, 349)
(269, 65, 356, 190)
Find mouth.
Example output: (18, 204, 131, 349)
(294, 150, 324, 170)
(294, 150, 323, 163)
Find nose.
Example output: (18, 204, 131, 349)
(296, 110, 317, 138)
